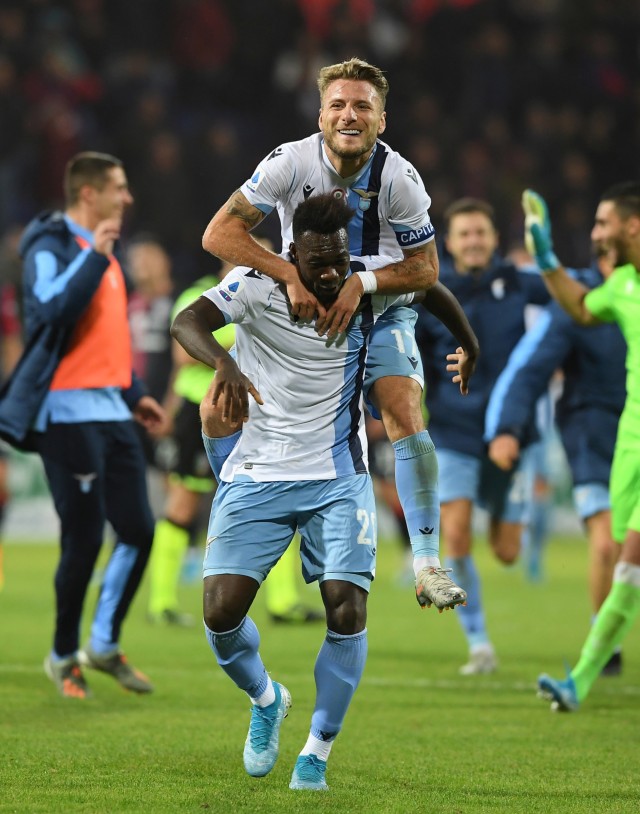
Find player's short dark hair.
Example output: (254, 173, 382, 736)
(443, 198, 497, 232)
(63, 151, 123, 206)
(318, 57, 389, 107)
(292, 192, 356, 239)
(601, 181, 640, 219)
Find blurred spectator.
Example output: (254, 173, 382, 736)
(0, 0, 638, 284)
(127, 237, 174, 404)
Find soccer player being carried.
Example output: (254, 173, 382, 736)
(201, 56, 469, 612)
(171, 192, 478, 790)
(523, 184, 640, 711)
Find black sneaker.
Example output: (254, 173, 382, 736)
(269, 604, 325, 624)
(78, 645, 153, 693)
(44, 654, 92, 699)
(601, 650, 622, 677)
(147, 608, 195, 627)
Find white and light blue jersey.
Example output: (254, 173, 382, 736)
(202, 257, 412, 483)
(240, 133, 435, 258)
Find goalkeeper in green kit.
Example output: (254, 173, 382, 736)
(523, 183, 640, 711)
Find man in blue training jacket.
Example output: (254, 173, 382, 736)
(414, 197, 549, 675)
(0, 152, 166, 698)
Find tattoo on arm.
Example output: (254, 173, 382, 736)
(226, 191, 264, 229)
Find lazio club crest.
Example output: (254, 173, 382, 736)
(352, 188, 378, 212)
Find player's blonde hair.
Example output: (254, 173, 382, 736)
(317, 57, 389, 108)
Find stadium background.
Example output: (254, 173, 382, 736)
(1, 0, 638, 534)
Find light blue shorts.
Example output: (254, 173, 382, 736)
(572, 482, 611, 521)
(363, 306, 424, 420)
(204, 474, 377, 591)
(437, 448, 529, 524)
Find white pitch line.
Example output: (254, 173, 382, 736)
(2, 663, 639, 697)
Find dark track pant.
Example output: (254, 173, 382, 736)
(35, 420, 154, 657)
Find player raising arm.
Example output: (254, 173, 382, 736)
(524, 184, 640, 711)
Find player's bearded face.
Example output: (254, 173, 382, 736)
(592, 201, 630, 266)
(320, 80, 386, 163)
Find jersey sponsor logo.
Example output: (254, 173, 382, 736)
(397, 224, 435, 246)
(245, 268, 263, 279)
(303, 183, 315, 199)
(267, 146, 284, 160)
(220, 278, 244, 302)
(352, 188, 379, 212)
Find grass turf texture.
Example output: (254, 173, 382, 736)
(1, 536, 639, 813)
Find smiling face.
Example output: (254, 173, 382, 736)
(291, 228, 351, 306)
(319, 79, 386, 176)
(83, 166, 133, 228)
(446, 211, 499, 273)
(591, 200, 637, 268)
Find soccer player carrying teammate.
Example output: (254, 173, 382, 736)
(524, 184, 640, 711)
(171, 192, 477, 790)
(201, 57, 469, 612)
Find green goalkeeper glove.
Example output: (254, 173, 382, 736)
(522, 189, 560, 272)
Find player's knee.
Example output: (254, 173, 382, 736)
(203, 596, 239, 633)
(323, 582, 367, 634)
(494, 541, 520, 565)
(371, 380, 424, 442)
(199, 400, 240, 438)
(202, 576, 250, 632)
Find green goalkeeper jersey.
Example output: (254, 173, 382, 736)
(585, 262, 640, 446)
(171, 276, 236, 404)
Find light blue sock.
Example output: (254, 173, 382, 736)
(310, 629, 368, 740)
(202, 431, 242, 482)
(523, 497, 549, 581)
(204, 616, 268, 698)
(392, 432, 439, 559)
(446, 555, 489, 648)
(91, 542, 138, 654)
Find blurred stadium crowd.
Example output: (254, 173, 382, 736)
(0, 0, 639, 290)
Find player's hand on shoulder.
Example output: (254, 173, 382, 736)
(488, 434, 520, 471)
(446, 345, 477, 395)
(93, 218, 122, 257)
(315, 274, 362, 338)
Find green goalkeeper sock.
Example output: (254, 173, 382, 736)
(148, 519, 190, 615)
(572, 577, 640, 701)
(264, 542, 301, 616)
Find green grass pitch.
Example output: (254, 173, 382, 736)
(1, 535, 639, 813)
